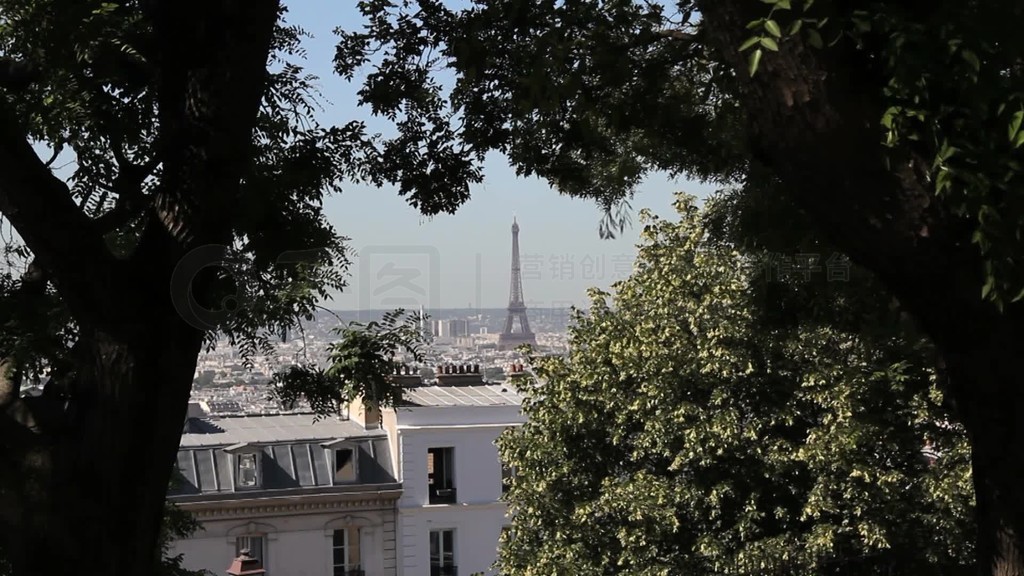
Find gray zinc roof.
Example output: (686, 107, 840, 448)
(402, 384, 522, 407)
(171, 413, 396, 498)
(179, 413, 382, 448)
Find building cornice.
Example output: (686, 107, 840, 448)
(396, 422, 524, 431)
(398, 501, 509, 513)
(175, 488, 402, 521)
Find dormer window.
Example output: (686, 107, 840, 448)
(335, 449, 356, 483)
(238, 454, 258, 487)
(224, 443, 263, 490)
(321, 439, 359, 484)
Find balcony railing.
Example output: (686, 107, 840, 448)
(428, 486, 457, 504)
(430, 566, 457, 576)
(333, 567, 365, 576)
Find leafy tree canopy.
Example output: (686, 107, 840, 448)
(498, 195, 974, 576)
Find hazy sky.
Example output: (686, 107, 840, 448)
(287, 1, 716, 310)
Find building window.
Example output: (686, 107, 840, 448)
(334, 448, 357, 483)
(429, 529, 456, 576)
(237, 453, 259, 488)
(427, 447, 456, 504)
(332, 529, 362, 575)
(235, 535, 265, 567)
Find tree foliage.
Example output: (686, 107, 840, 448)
(271, 309, 427, 418)
(0, 0, 358, 382)
(498, 195, 974, 576)
(157, 501, 212, 576)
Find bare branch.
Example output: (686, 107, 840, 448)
(42, 143, 63, 168)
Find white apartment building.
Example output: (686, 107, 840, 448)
(356, 365, 524, 576)
(168, 406, 401, 576)
(171, 364, 525, 576)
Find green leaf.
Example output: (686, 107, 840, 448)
(760, 37, 779, 51)
(739, 36, 760, 52)
(880, 106, 900, 130)
(961, 49, 980, 73)
(764, 20, 782, 38)
(748, 48, 763, 76)
(982, 277, 995, 299)
(1009, 110, 1024, 142)
(788, 19, 804, 35)
(1011, 286, 1024, 303)
(935, 169, 952, 194)
(806, 28, 823, 49)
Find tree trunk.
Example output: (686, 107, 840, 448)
(2, 316, 204, 576)
(0, 3, 279, 575)
(942, 316, 1024, 576)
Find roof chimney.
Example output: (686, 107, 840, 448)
(226, 550, 265, 576)
(437, 363, 486, 387)
(390, 365, 424, 389)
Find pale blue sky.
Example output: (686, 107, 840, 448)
(285, 1, 714, 310)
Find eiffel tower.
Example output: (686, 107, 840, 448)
(498, 217, 537, 351)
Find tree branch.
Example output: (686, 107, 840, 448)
(133, 0, 281, 262)
(93, 157, 159, 234)
(654, 29, 696, 41)
(0, 100, 114, 319)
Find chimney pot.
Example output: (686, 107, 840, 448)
(226, 549, 266, 576)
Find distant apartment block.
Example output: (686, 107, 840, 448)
(169, 409, 400, 576)
(354, 364, 524, 576)
(432, 319, 470, 339)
